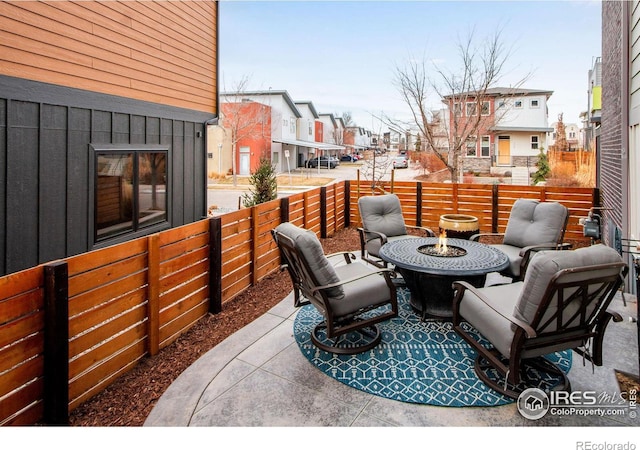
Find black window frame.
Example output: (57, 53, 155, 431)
(90, 143, 171, 247)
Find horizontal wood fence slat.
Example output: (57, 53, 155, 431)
(0, 180, 595, 425)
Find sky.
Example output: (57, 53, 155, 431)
(219, 0, 602, 131)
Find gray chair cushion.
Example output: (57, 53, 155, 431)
(490, 244, 524, 277)
(514, 244, 623, 328)
(330, 263, 392, 316)
(274, 223, 344, 299)
(358, 194, 407, 238)
(503, 199, 568, 248)
(458, 282, 523, 357)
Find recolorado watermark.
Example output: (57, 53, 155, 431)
(575, 443, 636, 450)
(517, 387, 637, 421)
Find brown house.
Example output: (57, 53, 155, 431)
(0, 1, 218, 275)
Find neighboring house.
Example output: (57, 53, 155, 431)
(443, 87, 554, 174)
(0, 1, 218, 276)
(384, 127, 405, 152)
(600, 0, 639, 285)
(219, 101, 272, 176)
(318, 112, 339, 149)
(344, 126, 371, 153)
(548, 121, 581, 150)
(218, 90, 343, 172)
(584, 56, 602, 151)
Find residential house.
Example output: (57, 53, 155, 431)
(584, 56, 602, 151)
(600, 0, 639, 288)
(443, 88, 554, 175)
(218, 90, 343, 173)
(384, 127, 406, 153)
(218, 101, 272, 176)
(344, 126, 372, 153)
(0, 1, 218, 276)
(548, 121, 581, 150)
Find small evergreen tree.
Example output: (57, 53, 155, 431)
(532, 147, 550, 184)
(242, 157, 278, 207)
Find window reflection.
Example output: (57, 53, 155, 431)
(96, 154, 134, 238)
(96, 150, 167, 240)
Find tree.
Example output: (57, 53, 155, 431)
(532, 147, 550, 184)
(220, 75, 271, 186)
(241, 157, 278, 207)
(392, 28, 529, 182)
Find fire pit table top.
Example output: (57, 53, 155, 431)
(378, 237, 509, 277)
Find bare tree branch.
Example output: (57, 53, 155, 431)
(392, 28, 531, 182)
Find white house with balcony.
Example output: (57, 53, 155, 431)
(489, 88, 554, 171)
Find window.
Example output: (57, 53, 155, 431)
(290, 117, 296, 134)
(466, 102, 477, 117)
(481, 136, 490, 157)
(481, 101, 490, 115)
(569, 131, 576, 139)
(453, 102, 462, 116)
(498, 100, 506, 108)
(514, 100, 523, 108)
(530, 99, 540, 108)
(466, 139, 477, 157)
(94, 144, 168, 241)
(531, 135, 539, 150)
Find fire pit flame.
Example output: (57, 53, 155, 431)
(417, 234, 468, 258)
(436, 231, 448, 254)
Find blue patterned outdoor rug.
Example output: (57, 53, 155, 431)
(293, 287, 572, 407)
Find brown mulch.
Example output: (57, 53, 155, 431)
(68, 227, 360, 427)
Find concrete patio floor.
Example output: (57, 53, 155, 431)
(145, 283, 639, 435)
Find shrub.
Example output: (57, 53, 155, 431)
(241, 157, 278, 207)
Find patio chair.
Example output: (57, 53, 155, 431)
(272, 222, 398, 354)
(452, 244, 628, 399)
(358, 194, 435, 268)
(470, 199, 570, 280)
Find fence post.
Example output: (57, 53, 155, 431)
(320, 186, 327, 238)
(147, 234, 160, 356)
(280, 197, 290, 223)
(492, 184, 499, 233)
(209, 216, 223, 314)
(345, 181, 351, 228)
(251, 206, 259, 285)
(416, 182, 423, 227)
(44, 261, 69, 425)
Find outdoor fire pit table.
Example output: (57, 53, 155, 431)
(379, 237, 509, 320)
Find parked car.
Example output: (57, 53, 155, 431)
(392, 156, 409, 169)
(308, 155, 338, 169)
(340, 154, 360, 162)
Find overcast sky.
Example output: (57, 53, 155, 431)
(219, 0, 601, 130)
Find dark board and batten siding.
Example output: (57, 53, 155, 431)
(0, 75, 212, 276)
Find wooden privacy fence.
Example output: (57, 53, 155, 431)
(0, 180, 594, 425)
(350, 180, 596, 242)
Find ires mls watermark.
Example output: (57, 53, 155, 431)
(516, 387, 637, 421)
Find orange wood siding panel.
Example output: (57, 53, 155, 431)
(0, 0, 217, 114)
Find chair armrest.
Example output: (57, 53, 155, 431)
(469, 232, 504, 242)
(326, 251, 357, 265)
(311, 267, 396, 294)
(406, 225, 436, 237)
(518, 242, 570, 277)
(451, 280, 537, 338)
